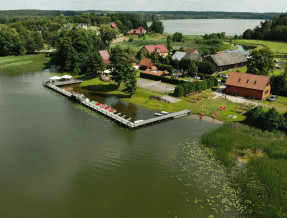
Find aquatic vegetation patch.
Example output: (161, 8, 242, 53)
(172, 140, 249, 217)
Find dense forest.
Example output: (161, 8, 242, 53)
(242, 13, 287, 41)
(0, 10, 281, 21)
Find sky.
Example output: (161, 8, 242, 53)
(0, 0, 287, 12)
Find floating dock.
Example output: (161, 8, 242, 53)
(44, 82, 191, 129)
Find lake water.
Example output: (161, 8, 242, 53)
(160, 19, 263, 35)
(0, 70, 243, 217)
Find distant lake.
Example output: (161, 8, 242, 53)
(158, 19, 264, 35)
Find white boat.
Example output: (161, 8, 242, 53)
(154, 113, 163, 116)
(161, 111, 169, 115)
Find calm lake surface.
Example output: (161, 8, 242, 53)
(160, 19, 263, 35)
(0, 70, 241, 217)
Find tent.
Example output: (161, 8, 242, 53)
(103, 69, 111, 74)
(61, 75, 73, 79)
(49, 76, 61, 81)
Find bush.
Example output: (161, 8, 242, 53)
(128, 37, 134, 42)
(156, 63, 174, 73)
(174, 86, 184, 97)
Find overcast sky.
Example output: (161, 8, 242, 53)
(0, 0, 287, 12)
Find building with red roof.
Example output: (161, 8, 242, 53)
(139, 58, 154, 70)
(110, 22, 118, 29)
(225, 72, 271, 99)
(98, 50, 111, 65)
(127, 27, 147, 36)
(140, 44, 169, 57)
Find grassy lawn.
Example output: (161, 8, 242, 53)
(80, 77, 130, 97)
(0, 54, 50, 74)
(112, 34, 237, 53)
(124, 87, 246, 122)
(250, 96, 287, 113)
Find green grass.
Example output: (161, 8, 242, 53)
(0, 54, 50, 74)
(124, 87, 246, 122)
(201, 123, 287, 217)
(112, 34, 237, 53)
(80, 77, 130, 97)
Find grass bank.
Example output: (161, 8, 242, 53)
(0, 54, 50, 74)
(234, 39, 287, 62)
(201, 123, 287, 217)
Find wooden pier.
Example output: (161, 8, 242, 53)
(44, 82, 191, 129)
(52, 80, 83, 86)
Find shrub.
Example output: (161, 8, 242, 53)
(174, 86, 184, 97)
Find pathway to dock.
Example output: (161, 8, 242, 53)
(44, 82, 191, 129)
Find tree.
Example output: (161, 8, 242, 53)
(174, 85, 184, 97)
(264, 107, 285, 131)
(271, 67, 287, 94)
(167, 35, 172, 43)
(179, 59, 198, 77)
(247, 48, 275, 75)
(197, 61, 216, 75)
(99, 24, 119, 46)
(110, 46, 137, 95)
(149, 20, 164, 34)
(0, 26, 22, 56)
(245, 106, 265, 128)
(173, 32, 183, 42)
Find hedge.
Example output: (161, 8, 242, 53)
(174, 77, 218, 97)
(140, 72, 185, 85)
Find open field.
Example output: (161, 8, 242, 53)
(0, 54, 50, 74)
(112, 34, 237, 53)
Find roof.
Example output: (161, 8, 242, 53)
(185, 49, 198, 53)
(172, 51, 202, 61)
(172, 51, 186, 61)
(139, 58, 154, 68)
(225, 72, 270, 91)
(99, 50, 110, 64)
(144, 69, 168, 77)
(209, 52, 247, 67)
(183, 53, 202, 62)
(110, 22, 118, 28)
(143, 44, 169, 54)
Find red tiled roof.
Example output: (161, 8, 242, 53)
(225, 72, 270, 91)
(143, 44, 169, 54)
(99, 50, 111, 64)
(144, 69, 168, 77)
(139, 58, 154, 68)
(110, 22, 118, 28)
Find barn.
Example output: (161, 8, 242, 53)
(205, 52, 247, 72)
(225, 72, 271, 99)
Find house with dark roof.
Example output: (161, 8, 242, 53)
(172, 51, 203, 62)
(139, 58, 154, 70)
(205, 52, 247, 72)
(98, 50, 111, 65)
(225, 72, 271, 99)
(140, 44, 169, 57)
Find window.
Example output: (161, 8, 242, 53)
(246, 79, 249, 84)
(254, 81, 257, 85)
(237, 78, 241, 82)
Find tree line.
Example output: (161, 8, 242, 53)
(242, 13, 287, 41)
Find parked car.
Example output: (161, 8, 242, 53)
(268, 95, 278, 102)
